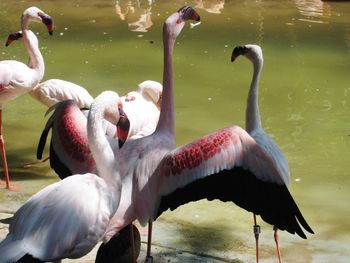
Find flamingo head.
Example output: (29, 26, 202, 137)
(164, 6, 200, 40)
(5, 31, 23, 46)
(23, 7, 54, 35)
(231, 44, 263, 64)
(116, 102, 130, 148)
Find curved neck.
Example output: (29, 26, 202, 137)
(246, 59, 263, 133)
(87, 102, 120, 188)
(156, 24, 175, 136)
(21, 15, 45, 80)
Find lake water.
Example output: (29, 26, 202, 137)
(0, 0, 349, 262)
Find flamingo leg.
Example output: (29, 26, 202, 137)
(145, 220, 153, 263)
(0, 109, 10, 189)
(253, 213, 261, 263)
(274, 226, 282, 263)
(130, 223, 137, 263)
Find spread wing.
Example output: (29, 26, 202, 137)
(154, 125, 313, 238)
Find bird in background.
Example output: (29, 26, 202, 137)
(231, 44, 298, 263)
(0, 7, 53, 190)
(0, 91, 124, 263)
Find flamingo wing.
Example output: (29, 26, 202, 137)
(154, 125, 313, 238)
(3, 174, 113, 261)
(38, 100, 95, 179)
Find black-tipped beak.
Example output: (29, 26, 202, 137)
(231, 46, 246, 62)
(178, 6, 200, 23)
(5, 31, 23, 47)
(117, 108, 130, 149)
(39, 13, 54, 35)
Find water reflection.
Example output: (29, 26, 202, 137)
(194, 0, 225, 14)
(115, 0, 153, 32)
(294, 0, 332, 23)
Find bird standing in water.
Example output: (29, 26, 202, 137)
(0, 7, 53, 189)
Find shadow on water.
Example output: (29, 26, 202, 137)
(156, 216, 246, 262)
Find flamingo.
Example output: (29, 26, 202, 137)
(94, 6, 200, 262)
(0, 6, 53, 189)
(97, 6, 313, 262)
(0, 91, 123, 262)
(231, 44, 293, 263)
(32, 79, 161, 179)
(122, 80, 162, 140)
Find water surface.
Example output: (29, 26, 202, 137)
(0, 0, 349, 262)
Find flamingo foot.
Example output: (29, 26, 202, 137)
(274, 226, 282, 263)
(23, 156, 50, 168)
(0, 179, 21, 192)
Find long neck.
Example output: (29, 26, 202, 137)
(88, 102, 120, 188)
(155, 24, 175, 136)
(246, 59, 263, 133)
(21, 15, 45, 80)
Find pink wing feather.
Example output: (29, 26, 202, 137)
(156, 125, 284, 196)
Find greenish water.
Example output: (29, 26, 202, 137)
(0, 0, 349, 262)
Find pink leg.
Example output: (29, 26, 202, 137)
(253, 214, 261, 263)
(0, 109, 10, 189)
(274, 226, 282, 263)
(145, 220, 153, 263)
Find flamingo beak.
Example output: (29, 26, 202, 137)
(231, 46, 247, 62)
(38, 12, 54, 35)
(5, 38, 13, 47)
(5, 32, 23, 47)
(116, 108, 130, 148)
(177, 6, 200, 24)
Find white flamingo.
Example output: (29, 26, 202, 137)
(0, 6, 53, 189)
(122, 80, 162, 140)
(97, 6, 313, 263)
(231, 44, 292, 263)
(0, 91, 123, 262)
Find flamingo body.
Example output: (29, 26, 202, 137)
(0, 91, 123, 262)
(0, 174, 113, 262)
(37, 80, 161, 180)
(29, 79, 94, 108)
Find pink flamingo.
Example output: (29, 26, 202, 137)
(0, 91, 123, 262)
(0, 7, 53, 189)
(97, 6, 313, 263)
(94, 6, 200, 262)
(231, 44, 293, 263)
(33, 78, 161, 179)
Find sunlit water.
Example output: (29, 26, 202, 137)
(0, 0, 349, 262)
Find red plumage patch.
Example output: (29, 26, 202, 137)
(165, 128, 233, 176)
(57, 104, 91, 163)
